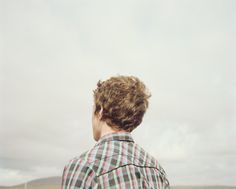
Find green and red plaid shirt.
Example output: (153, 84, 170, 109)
(61, 132, 170, 189)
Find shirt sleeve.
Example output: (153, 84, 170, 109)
(159, 169, 170, 189)
(61, 158, 99, 189)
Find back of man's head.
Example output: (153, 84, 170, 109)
(93, 75, 151, 132)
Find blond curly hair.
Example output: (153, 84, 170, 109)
(93, 75, 151, 132)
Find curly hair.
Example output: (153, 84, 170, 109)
(93, 75, 151, 132)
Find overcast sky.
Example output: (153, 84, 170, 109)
(1, 0, 236, 187)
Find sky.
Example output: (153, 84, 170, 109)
(1, 0, 236, 186)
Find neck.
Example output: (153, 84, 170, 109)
(99, 122, 129, 139)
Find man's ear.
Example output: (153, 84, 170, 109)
(98, 107, 103, 120)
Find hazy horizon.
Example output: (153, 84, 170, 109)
(1, 0, 236, 186)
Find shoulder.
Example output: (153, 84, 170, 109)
(63, 145, 98, 172)
(63, 155, 92, 178)
(134, 143, 168, 175)
(62, 155, 98, 189)
(62, 143, 102, 177)
(133, 143, 158, 166)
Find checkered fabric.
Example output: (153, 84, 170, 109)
(61, 132, 170, 189)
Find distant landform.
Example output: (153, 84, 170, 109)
(0, 177, 235, 189)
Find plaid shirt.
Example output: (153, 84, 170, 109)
(61, 132, 170, 189)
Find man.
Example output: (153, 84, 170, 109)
(61, 75, 170, 189)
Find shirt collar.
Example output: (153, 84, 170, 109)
(95, 132, 134, 146)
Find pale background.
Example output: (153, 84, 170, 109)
(1, 0, 236, 187)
